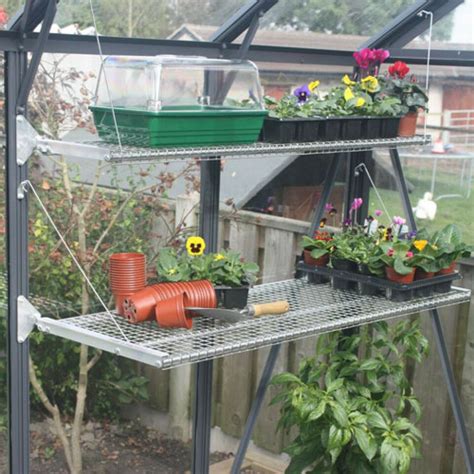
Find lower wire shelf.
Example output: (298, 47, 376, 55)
(35, 279, 470, 369)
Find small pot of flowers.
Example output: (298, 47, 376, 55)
(430, 224, 472, 292)
(302, 230, 332, 267)
(382, 61, 428, 137)
(329, 231, 359, 290)
(156, 247, 259, 309)
(407, 236, 439, 296)
(380, 240, 416, 284)
(353, 235, 382, 296)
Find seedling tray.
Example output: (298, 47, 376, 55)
(297, 262, 462, 302)
(91, 105, 267, 148)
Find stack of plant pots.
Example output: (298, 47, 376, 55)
(124, 280, 217, 328)
(109, 253, 147, 316)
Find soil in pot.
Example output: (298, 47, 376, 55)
(357, 263, 379, 296)
(303, 249, 329, 267)
(398, 112, 418, 137)
(260, 117, 297, 143)
(385, 266, 416, 284)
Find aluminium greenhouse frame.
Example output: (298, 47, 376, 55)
(1, 1, 473, 473)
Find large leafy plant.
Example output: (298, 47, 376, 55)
(272, 321, 429, 474)
(430, 224, 473, 269)
(302, 230, 333, 259)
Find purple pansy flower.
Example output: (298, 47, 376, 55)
(407, 230, 417, 239)
(325, 202, 334, 212)
(374, 209, 383, 216)
(343, 218, 352, 227)
(294, 84, 311, 103)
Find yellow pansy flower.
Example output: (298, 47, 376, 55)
(308, 80, 320, 91)
(361, 75, 379, 93)
(344, 87, 354, 101)
(214, 253, 225, 261)
(168, 268, 177, 275)
(342, 74, 356, 86)
(355, 97, 365, 107)
(413, 239, 428, 251)
(186, 236, 206, 256)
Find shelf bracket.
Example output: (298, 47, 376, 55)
(16, 114, 39, 166)
(17, 295, 41, 343)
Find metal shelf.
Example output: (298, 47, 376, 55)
(37, 135, 431, 164)
(35, 278, 470, 369)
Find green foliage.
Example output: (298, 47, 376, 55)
(156, 248, 260, 287)
(378, 240, 414, 276)
(272, 321, 429, 473)
(430, 224, 473, 269)
(381, 76, 429, 114)
(302, 233, 333, 259)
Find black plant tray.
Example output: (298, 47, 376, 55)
(214, 285, 249, 309)
(297, 262, 461, 302)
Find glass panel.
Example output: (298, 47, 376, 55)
(54, 0, 248, 39)
(255, 0, 418, 48)
(406, 2, 474, 50)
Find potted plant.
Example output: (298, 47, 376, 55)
(156, 248, 260, 308)
(382, 61, 428, 137)
(302, 230, 333, 267)
(379, 240, 416, 284)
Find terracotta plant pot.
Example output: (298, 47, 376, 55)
(155, 292, 193, 329)
(125, 280, 216, 324)
(303, 249, 329, 267)
(436, 261, 457, 275)
(398, 111, 418, 137)
(415, 269, 435, 280)
(385, 266, 416, 284)
(109, 253, 147, 316)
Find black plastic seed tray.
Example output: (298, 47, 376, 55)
(297, 262, 461, 302)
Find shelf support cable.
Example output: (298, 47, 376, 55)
(18, 180, 130, 342)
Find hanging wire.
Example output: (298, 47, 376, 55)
(21, 180, 130, 342)
(354, 163, 392, 224)
(418, 10, 433, 139)
(88, 0, 123, 151)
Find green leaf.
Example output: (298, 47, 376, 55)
(327, 378, 344, 393)
(381, 439, 400, 472)
(271, 372, 302, 386)
(328, 425, 343, 450)
(331, 403, 349, 428)
(407, 397, 421, 421)
(308, 400, 327, 421)
(393, 258, 413, 276)
(359, 359, 381, 371)
(354, 427, 377, 461)
(367, 412, 389, 430)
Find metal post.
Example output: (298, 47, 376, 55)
(191, 160, 221, 474)
(344, 151, 371, 225)
(390, 147, 474, 474)
(231, 344, 281, 474)
(5, 51, 30, 474)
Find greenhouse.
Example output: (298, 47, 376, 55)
(0, 0, 473, 473)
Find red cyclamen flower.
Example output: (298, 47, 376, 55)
(373, 49, 390, 63)
(353, 48, 376, 69)
(388, 61, 410, 79)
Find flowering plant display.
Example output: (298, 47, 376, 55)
(156, 248, 259, 286)
(302, 229, 334, 259)
(353, 47, 390, 76)
(430, 224, 473, 270)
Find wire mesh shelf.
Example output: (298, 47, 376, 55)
(36, 278, 470, 369)
(69, 135, 431, 163)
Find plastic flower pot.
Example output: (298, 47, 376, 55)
(340, 117, 363, 140)
(303, 249, 329, 267)
(381, 117, 401, 138)
(386, 288, 414, 302)
(109, 252, 146, 297)
(320, 118, 341, 141)
(155, 292, 193, 329)
(398, 112, 418, 137)
(215, 285, 249, 309)
(436, 261, 457, 275)
(260, 117, 297, 143)
(331, 257, 358, 273)
(363, 117, 382, 139)
(113, 293, 134, 316)
(385, 266, 416, 284)
(331, 276, 355, 291)
(434, 281, 453, 294)
(415, 269, 435, 280)
(296, 118, 323, 142)
(125, 286, 161, 323)
(307, 273, 330, 284)
(357, 263, 379, 296)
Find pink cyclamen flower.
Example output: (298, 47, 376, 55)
(350, 198, 363, 212)
(374, 209, 383, 217)
(373, 49, 390, 63)
(353, 48, 376, 69)
(392, 216, 406, 226)
(406, 251, 414, 258)
(387, 248, 395, 257)
(325, 202, 334, 212)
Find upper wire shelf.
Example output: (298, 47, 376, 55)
(34, 278, 470, 369)
(36, 135, 431, 164)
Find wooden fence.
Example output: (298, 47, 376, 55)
(137, 194, 473, 473)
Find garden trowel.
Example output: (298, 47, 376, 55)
(186, 300, 290, 323)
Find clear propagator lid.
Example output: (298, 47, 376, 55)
(95, 55, 265, 112)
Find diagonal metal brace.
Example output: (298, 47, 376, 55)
(17, 295, 41, 343)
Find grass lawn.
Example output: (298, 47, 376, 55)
(366, 159, 474, 244)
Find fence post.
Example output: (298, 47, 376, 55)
(167, 192, 199, 441)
